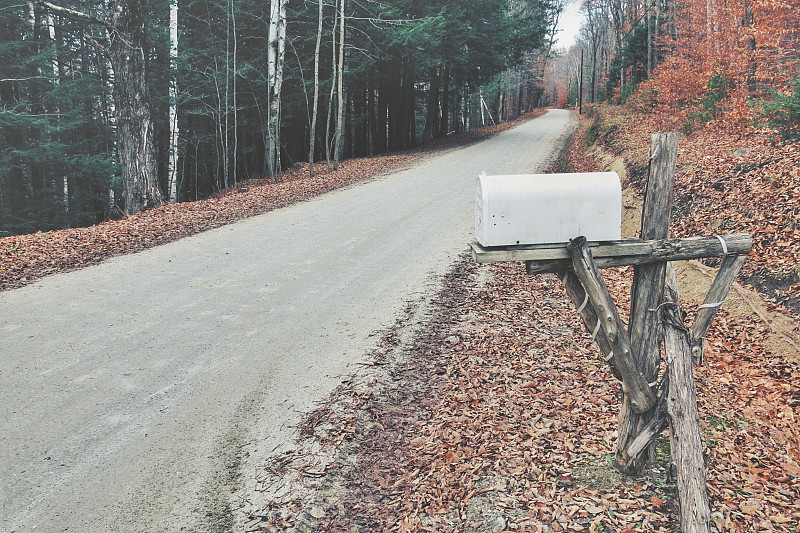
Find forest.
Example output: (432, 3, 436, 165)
(0, 0, 797, 236)
(0, 0, 561, 234)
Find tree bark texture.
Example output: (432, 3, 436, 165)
(689, 253, 747, 363)
(567, 237, 656, 414)
(524, 234, 752, 274)
(664, 265, 712, 533)
(108, 0, 163, 214)
(308, 0, 323, 177)
(617, 132, 678, 474)
(558, 270, 621, 382)
(267, 0, 287, 178)
(332, 0, 345, 168)
(168, 0, 179, 202)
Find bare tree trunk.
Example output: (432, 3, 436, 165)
(167, 0, 179, 202)
(422, 67, 439, 143)
(107, 0, 163, 214)
(743, 0, 756, 95)
(325, 3, 338, 163)
(309, 0, 323, 177)
(21, 0, 37, 203)
(231, 0, 238, 186)
(439, 65, 449, 137)
(333, 0, 345, 169)
(223, 0, 230, 189)
(267, 0, 287, 178)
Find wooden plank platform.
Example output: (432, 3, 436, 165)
(470, 233, 752, 274)
(471, 239, 652, 263)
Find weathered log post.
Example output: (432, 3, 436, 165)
(617, 132, 679, 474)
(567, 237, 656, 413)
(664, 264, 712, 532)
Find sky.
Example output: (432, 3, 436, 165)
(554, 0, 585, 48)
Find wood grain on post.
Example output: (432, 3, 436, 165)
(523, 233, 751, 274)
(631, 132, 679, 383)
(690, 254, 747, 364)
(618, 132, 679, 474)
(557, 270, 622, 382)
(664, 265, 712, 533)
(567, 237, 656, 413)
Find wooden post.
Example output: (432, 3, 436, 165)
(664, 264, 712, 533)
(617, 132, 679, 474)
(568, 237, 656, 413)
(470, 138, 748, 532)
(558, 270, 622, 382)
(690, 253, 747, 363)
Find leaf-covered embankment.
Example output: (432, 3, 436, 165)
(584, 105, 800, 316)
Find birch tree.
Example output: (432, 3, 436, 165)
(167, 0, 179, 202)
(325, 1, 337, 163)
(332, 0, 344, 169)
(308, 0, 323, 178)
(266, 0, 287, 178)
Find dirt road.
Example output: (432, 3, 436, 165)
(0, 109, 577, 532)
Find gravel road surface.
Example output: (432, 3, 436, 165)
(0, 109, 577, 532)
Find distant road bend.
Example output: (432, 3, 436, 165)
(0, 109, 578, 532)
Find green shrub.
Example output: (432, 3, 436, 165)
(698, 73, 730, 121)
(759, 75, 800, 141)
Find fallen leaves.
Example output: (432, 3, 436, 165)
(583, 104, 800, 317)
(246, 111, 799, 531)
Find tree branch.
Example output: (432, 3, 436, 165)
(36, 1, 109, 30)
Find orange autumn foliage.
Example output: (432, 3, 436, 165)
(630, 0, 799, 127)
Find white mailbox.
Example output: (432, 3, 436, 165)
(475, 172, 622, 247)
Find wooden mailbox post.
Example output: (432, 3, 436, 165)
(471, 133, 750, 533)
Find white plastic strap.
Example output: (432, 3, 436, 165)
(577, 293, 589, 313)
(605, 351, 614, 362)
(715, 234, 729, 256)
(591, 320, 602, 340)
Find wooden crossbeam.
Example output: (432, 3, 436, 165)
(471, 239, 652, 264)
(470, 233, 752, 272)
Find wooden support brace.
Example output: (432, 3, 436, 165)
(621, 396, 668, 470)
(689, 253, 747, 364)
(558, 270, 623, 382)
(567, 237, 656, 413)
(664, 264, 712, 533)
